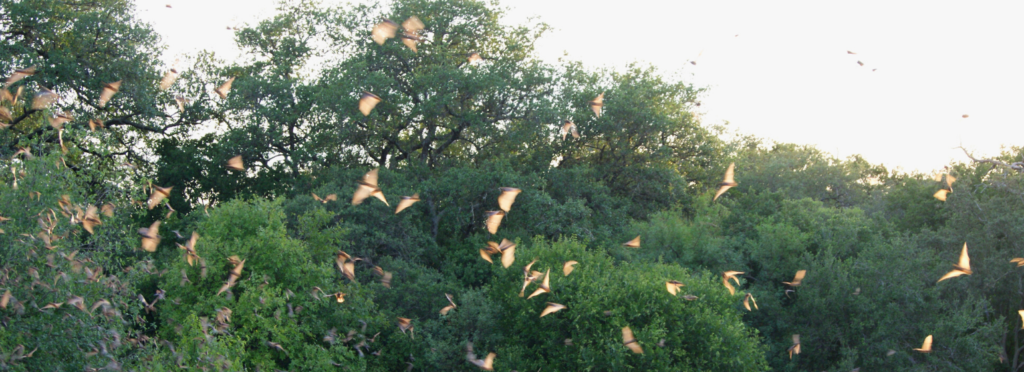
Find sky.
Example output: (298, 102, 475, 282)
(135, 0, 1024, 173)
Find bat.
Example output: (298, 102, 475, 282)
(665, 280, 684, 295)
(400, 16, 425, 52)
(938, 242, 972, 282)
(847, 50, 856, 54)
(139, 220, 161, 252)
(622, 235, 640, 248)
(89, 119, 104, 131)
(540, 302, 565, 317)
(5, 66, 36, 87)
(217, 257, 245, 295)
(148, 185, 173, 210)
(160, 69, 178, 90)
(743, 293, 758, 311)
(397, 317, 414, 335)
(913, 335, 932, 353)
(962, 114, 969, 118)
(358, 91, 382, 116)
(622, 326, 643, 354)
(352, 168, 388, 206)
(98, 80, 121, 107)
(484, 210, 504, 234)
(467, 51, 483, 64)
(372, 19, 398, 45)
(589, 93, 603, 118)
(31, 86, 57, 109)
(788, 334, 801, 358)
(782, 270, 806, 287)
(722, 271, 744, 295)
(227, 156, 244, 171)
(49, 111, 72, 130)
(1011, 257, 1024, 267)
(527, 268, 551, 299)
(714, 163, 738, 201)
(497, 187, 521, 212)
(563, 260, 578, 276)
(933, 188, 951, 201)
(82, 205, 101, 234)
(395, 193, 420, 214)
(480, 239, 516, 268)
(214, 77, 235, 99)
(312, 193, 338, 204)
(176, 232, 200, 266)
(562, 121, 579, 140)
(440, 293, 457, 315)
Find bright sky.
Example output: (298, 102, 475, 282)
(136, 0, 1024, 173)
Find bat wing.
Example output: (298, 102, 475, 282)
(914, 335, 932, 352)
(622, 327, 643, 354)
(362, 168, 379, 187)
(371, 20, 398, 45)
(622, 235, 640, 248)
(722, 162, 736, 184)
(713, 184, 733, 201)
(402, 16, 424, 33)
(937, 269, 967, 282)
(372, 190, 389, 206)
(215, 77, 234, 99)
(792, 270, 806, 284)
(540, 303, 565, 317)
(933, 189, 949, 201)
(743, 294, 751, 311)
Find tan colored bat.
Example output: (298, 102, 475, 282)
(395, 194, 420, 214)
(743, 293, 758, 311)
(139, 220, 161, 252)
(359, 91, 381, 116)
(589, 93, 603, 118)
(622, 326, 643, 354)
(98, 80, 121, 107)
(913, 335, 932, 353)
(147, 185, 173, 210)
(563, 260, 578, 276)
(714, 163, 738, 201)
(1011, 258, 1024, 267)
(783, 270, 806, 287)
(312, 193, 338, 204)
(226, 156, 244, 171)
(467, 52, 483, 64)
(217, 257, 245, 295)
(933, 188, 951, 202)
(32, 86, 57, 109)
(5, 66, 36, 87)
(214, 77, 235, 99)
(665, 280, 684, 295)
(788, 334, 800, 358)
(938, 243, 972, 282)
(622, 235, 640, 248)
(440, 293, 457, 315)
(562, 121, 579, 140)
(176, 232, 200, 266)
(722, 271, 744, 295)
(82, 205, 101, 234)
(527, 268, 552, 299)
(372, 19, 398, 45)
(497, 187, 521, 212)
(484, 210, 504, 234)
(352, 168, 388, 206)
(540, 302, 566, 317)
(160, 69, 178, 90)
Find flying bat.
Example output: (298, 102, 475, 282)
(139, 220, 161, 252)
(562, 121, 579, 140)
(479, 239, 516, 268)
(440, 293, 457, 315)
(352, 168, 388, 206)
(497, 187, 521, 212)
(312, 193, 337, 204)
(913, 335, 932, 353)
(148, 185, 173, 210)
(82, 205, 101, 234)
(467, 52, 483, 64)
(665, 280, 685, 295)
(31, 86, 57, 109)
(359, 91, 381, 116)
(622, 235, 640, 248)
(540, 302, 566, 317)
(722, 271, 744, 295)
(933, 189, 951, 201)
(227, 156, 244, 171)
(788, 334, 801, 359)
(484, 210, 504, 234)
(589, 93, 604, 118)
(160, 69, 178, 90)
(371, 19, 398, 45)
(714, 163, 738, 201)
(527, 268, 552, 299)
(743, 293, 758, 311)
(782, 270, 806, 287)
(938, 242, 972, 282)
(622, 326, 643, 354)
(214, 77, 234, 99)
(563, 260, 578, 276)
(98, 80, 121, 107)
(5, 66, 36, 87)
(395, 193, 420, 214)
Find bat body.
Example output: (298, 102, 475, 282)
(214, 77, 235, 99)
(913, 335, 932, 353)
(788, 334, 801, 359)
(622, 235, 640, 248)
(782, 270, 806, 287)
(666, 280, 684, 295)
(563, 260, 578, 276)
(722, 271, 744, 295)
(395, 194, 420, 214)
(98, 80, 121, 107)
(714, 163, 738, 201)
(372, 19, 399, 45)
(590, 93, 604, 118)
(352, 168, 388, 206)
(540, 302, 566, 317)
(562, 121, 579, 139)
(497, 187, 521, 212)
(484, 210, 505, 234)
(139, 221, 161, 252)
(938, 243, 972, 282)
(622, 326, 643, 354)
(359, 91, 381, 116)
(227, 156, 244, 171)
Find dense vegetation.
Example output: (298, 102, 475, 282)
(0, 0, 1021, 370)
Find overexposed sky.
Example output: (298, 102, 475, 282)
(136, 0, 1024, 173)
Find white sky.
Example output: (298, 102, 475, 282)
(136, 0, 1024, 173)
